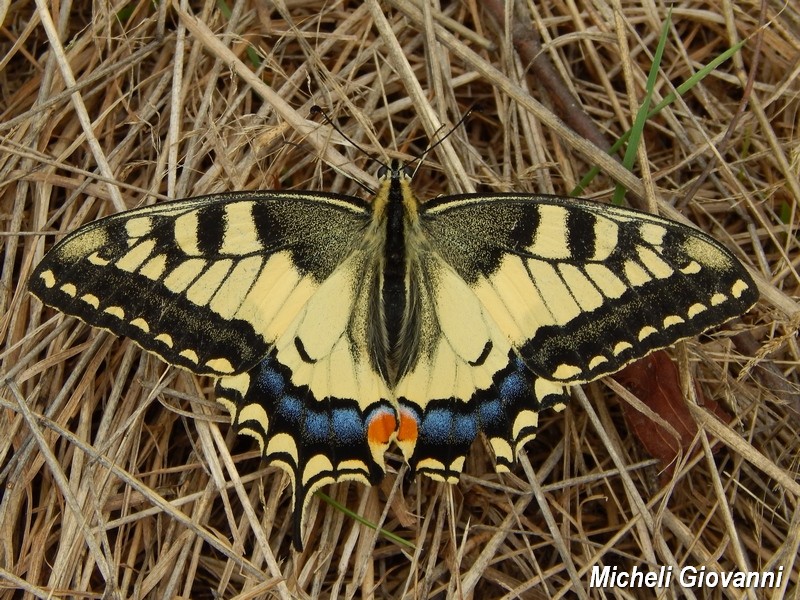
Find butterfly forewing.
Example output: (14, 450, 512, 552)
(30, 191, 370, 376)
(420, 194, 758, 384)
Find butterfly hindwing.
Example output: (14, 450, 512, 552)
(215, 248, 398, 541)
(398, 354, 570, 479)
(215, 352, 396, 544)
(392, 252, 570, 479)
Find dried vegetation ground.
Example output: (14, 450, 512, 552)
(1, 1, 799, 598)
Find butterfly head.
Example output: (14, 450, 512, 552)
(376, 159, 414, 182)
(371, 159, 423, 222)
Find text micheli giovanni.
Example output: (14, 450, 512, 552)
(590, 565, 784, 590)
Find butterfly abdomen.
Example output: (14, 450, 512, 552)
(381, 166, 409, 373)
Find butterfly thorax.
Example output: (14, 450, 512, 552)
(368, 160, 425, 385)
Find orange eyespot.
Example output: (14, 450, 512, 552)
(367, 410, 397, 446)
(396, 408, 419, 443)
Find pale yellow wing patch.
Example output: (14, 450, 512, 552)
(396, 255, 512, 408)
(272, 253, 393, 411)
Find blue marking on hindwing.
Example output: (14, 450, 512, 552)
(304, 411, 329, 441)
(419, 408, 448, 439)
(260, 365, 286, 398)
(277, 395, 302, 422)
(332, 408, 364, 443)
(498, 356, 531, 403)
(453, 413, 478, 442)
(411, 354, 556, 448)
(258, 358, 286, 397)
(302, 407, 364, 444)
(477, 398, 503, 427)
(419, 408, 477, 444)
(254, 352, 366, 445)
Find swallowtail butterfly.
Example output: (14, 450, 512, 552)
(30, 158, 757, 548)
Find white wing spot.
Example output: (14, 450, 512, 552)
(302, 455, 335, 486)
(448, 456, 466, 474)
(155, 333, 174, 347)
(711, 293, 727, 306)
(534, 378, 565, 400)
(80, 294, 99, 308)
(416, 458, 457, 482)
(218, 372, 250, 396)
(613, 341, 633, 356)
(205, 358, 235, 373)
(267, 433, 299, 463)
(59, 283, 77, 297)
(552, 363, 582, 380)
(637, 326, 658, 341)
(215, 395, 237, 420)
(588, 355, 608, 370)
(731, 279, 750, 299)
(680, 261, 702, 275)
(130, 318, 149, 332)
(663, 315, 685, 328)
(125, 216, 153, 239)
(490, 438, 514, 463)
(337, 459, 371, 475)
(512, 410, 539, 439)
(104, 306, 125, 319)
(40, 270, 56, 288)
(179, 349, 199, 363)
(238, 402, 270, 431)
(688, 303, 707, 318)
(639, 223, 667, 245)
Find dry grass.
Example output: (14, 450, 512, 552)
(1, 1, 799, 598)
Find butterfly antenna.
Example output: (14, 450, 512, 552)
(310, 105, 388, 170)
(411, 106, 477, 178)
